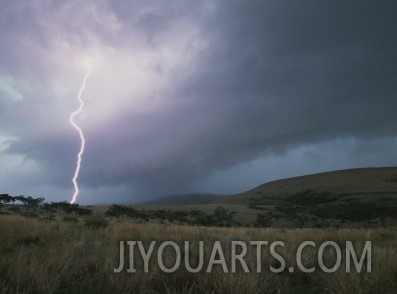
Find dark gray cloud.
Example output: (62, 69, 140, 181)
(1, 0, 397, 202)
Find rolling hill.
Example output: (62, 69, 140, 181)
(212, 167, 397, 226)
(214, 167, 397, 205)
(133, 167, 397, 227)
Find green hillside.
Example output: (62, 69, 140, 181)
(134, 167, 397, 227)
(215, 167, 397, 204)
(212, 167, 397, 227)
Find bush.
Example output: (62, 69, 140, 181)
(20, 212, 39, 218)
(84, 215, 108, 229)
(213, 206, 236, 227)
(39, 215, 56, 222)
(256, 213, 272, 227)
(62, 216, 79, 223)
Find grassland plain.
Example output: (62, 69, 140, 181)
(0, 214, 396, 294)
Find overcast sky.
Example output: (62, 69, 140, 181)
(1, 0, 397, 204)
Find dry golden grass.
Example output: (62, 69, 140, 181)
(0, 215, 396, 293)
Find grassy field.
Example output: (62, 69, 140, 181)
(1, 214, 396, 294)
(1, 168, 397, 293)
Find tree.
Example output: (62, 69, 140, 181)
(291, 214, 307, 229)
(213, 206, 236, 227)
(0, 194, 15, 203)
(256, 213, 272, 227)
(27, 197, 45, 208)
(194, 213, 215, 226)
(0, 194, 15, 211)
(14, 196, 45, 208)
(74, 206, 93, 217)
(105, 204, 139, 220)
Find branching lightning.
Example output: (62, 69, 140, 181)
(69, 66, 91, 204)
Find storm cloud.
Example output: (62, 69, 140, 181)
(1, 0, 397, 203)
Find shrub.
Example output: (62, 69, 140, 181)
(84, 215, 108, 229)
(62, 216, 79, 223)
(213, 206, 236, 227)
(39, 215, 56, 222)
(256, 213, 272, 227)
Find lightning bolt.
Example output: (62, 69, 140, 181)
(69, 66, 91, 204)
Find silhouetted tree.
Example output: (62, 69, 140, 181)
(0, 194, 15, 211)
(14, 195, 45, 209)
